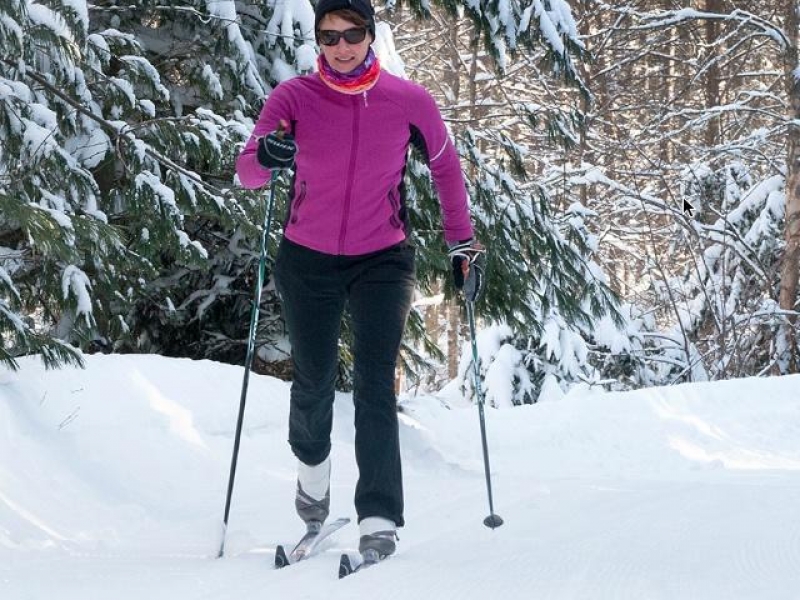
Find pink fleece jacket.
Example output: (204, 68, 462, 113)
(236, 70, 473, 256)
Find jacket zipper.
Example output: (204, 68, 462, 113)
(338, 95, 361, 254)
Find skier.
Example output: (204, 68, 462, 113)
(236, 0, 484, 563)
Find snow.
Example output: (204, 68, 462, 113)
(21, 117, 57, 158)
(26, 3, 70, 40)
(135, 171, 181, 222)
(201, 64, 223, 100)
(0, 264, 17, 294)
(0, 14, 24, 46)
(204, 0, 265, 96)
(66, 121, 111, 171)
(61, 0, 89, 34)
(0, 247, 23, 280)
(531, 0, 567, 56)
(60, 265, 93, 323)
(27, 102, 59, 133)
(120, 55, 170, 101)
(109, 76, 136, 108)
(87, 32, 111, 61)
(456, 322, 535, 408)
(537, 372, 565, 402)
(38, 205, 75, 245)
(295, 43, 318, 72)
(373, 22, 406, 78)
(0, 301, 26, 333)
(594, 312, 633, 354)
(2, 355, 799, 599)
(176, 230, 208, 259)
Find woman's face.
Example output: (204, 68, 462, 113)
(318, 13, 372, 74)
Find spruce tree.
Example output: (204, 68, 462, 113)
(2, 0, 121, 369)
(0, 1, 302, 369)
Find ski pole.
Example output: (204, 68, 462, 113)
(465, 298, 504, 529)
(218, 170, 280, 558)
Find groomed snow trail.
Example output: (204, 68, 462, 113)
(1, 356, 799, 599)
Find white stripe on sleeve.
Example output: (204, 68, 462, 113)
(430, 139, 448, 163)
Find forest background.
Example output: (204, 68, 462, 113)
(2, 0, 799, 404)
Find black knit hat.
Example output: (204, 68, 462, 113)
(314, 0, 376, 40)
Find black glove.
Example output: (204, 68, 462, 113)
(256, 129, 297, 170)
(448, 239, 486, 302)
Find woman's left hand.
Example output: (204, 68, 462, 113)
(448, 240, 486, 302)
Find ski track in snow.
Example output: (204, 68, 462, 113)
(1, 356, 800, 599)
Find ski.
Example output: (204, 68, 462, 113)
(338, 549, 386, 579)
(274, 517, 350, 569)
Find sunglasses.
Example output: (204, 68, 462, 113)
(317, 27, 367, 46)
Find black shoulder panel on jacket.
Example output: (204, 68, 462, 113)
(409, 124, 430, 164)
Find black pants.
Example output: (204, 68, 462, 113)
(273, 237, 415, 527)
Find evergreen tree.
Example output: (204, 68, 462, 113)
(0, 1, 309, 371)
(449, 146, 631, 404)
(88, 0, 309, 367)
(1, 0, 125, 369)
(668, 164, 786, 378)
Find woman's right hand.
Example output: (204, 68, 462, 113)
(257, 121, 297, 170)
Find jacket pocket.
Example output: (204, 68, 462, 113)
(388, 187, 402, 229)
(289, 181, 307, 224)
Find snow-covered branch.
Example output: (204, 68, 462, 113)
(625, 8, 790, 50)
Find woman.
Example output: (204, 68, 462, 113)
(236, 0, 483, 561)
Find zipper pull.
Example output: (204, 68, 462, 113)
(363, 91, 368, 107)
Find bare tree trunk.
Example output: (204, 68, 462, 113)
(444, 17, 466, 379)
(448, 29, 482, 378)
(779, 0, 800, 372)
(467, 32, 483, 163)
(447, 299, 460, 377)
(654, 0, 676, 165)
(425, 282, 441, 333)
(704, 0, 723, 147)
(577, 0, 595, 207)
